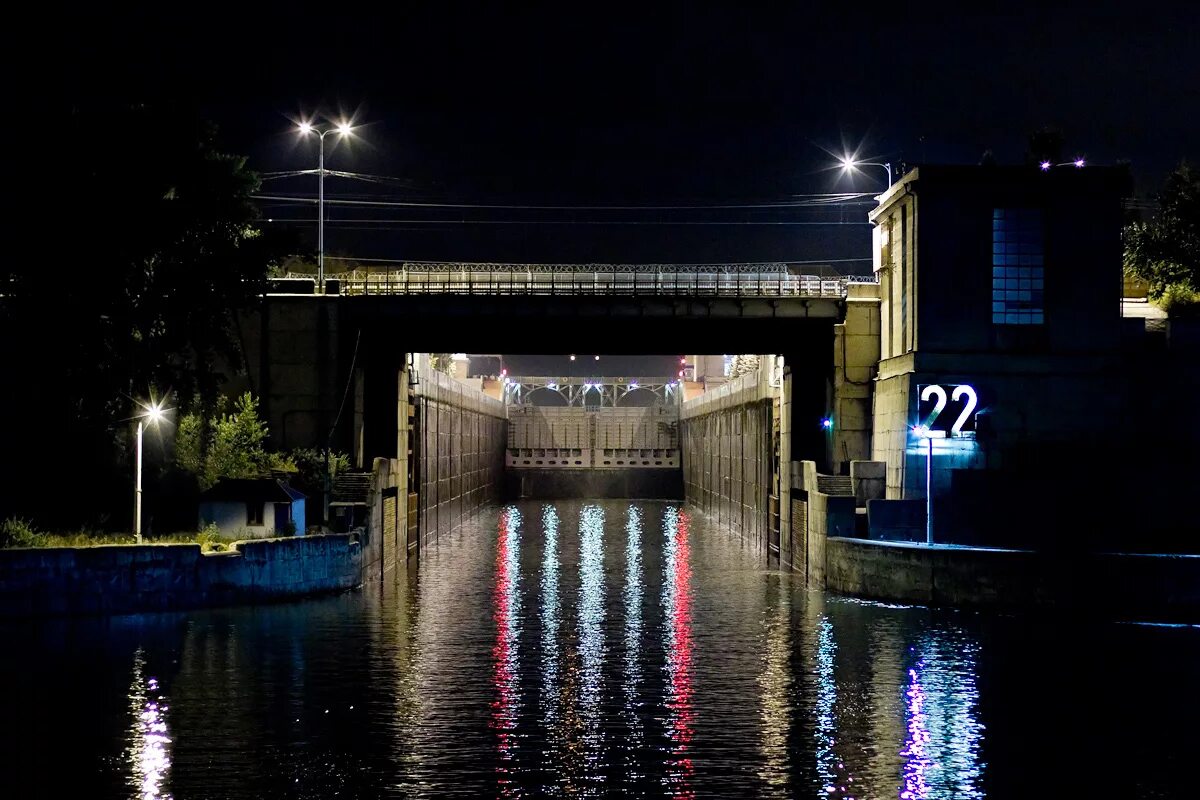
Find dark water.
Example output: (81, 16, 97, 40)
(2, 500, 1198, 798)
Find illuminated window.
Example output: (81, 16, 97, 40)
(991, 208, 1044, 325)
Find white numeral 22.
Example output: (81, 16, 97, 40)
(920, 384, 978, 433)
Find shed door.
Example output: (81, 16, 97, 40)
(274, 503, 291, 534)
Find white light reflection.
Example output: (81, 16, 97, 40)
(127, 648, 172, 800)
(539, 504, 561, 738)
(758, 575, 792, 795)
(577, 504, 607, 789)
(662, 506, 695, 799)
(813, 616, 859, 798)
(491, 506, 523, 795)
(622, 505, 645, 782)
(900, 636, 986, 799)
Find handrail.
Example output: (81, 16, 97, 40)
(277, 270, 875, 298)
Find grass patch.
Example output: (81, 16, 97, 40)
(1, 518, 238, 552)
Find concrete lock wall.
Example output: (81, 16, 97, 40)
(680, 365, 776, 549)
(361, 367, 507, 579)
(0, 535, 362, 618)
(823, 537, 1200, 621)
(831, 283, 882, 474)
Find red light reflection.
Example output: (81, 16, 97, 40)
(664, 509, 695, 799)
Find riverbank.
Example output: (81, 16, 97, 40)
(0, 534, 362, 618)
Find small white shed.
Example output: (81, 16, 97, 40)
(198, 478, 306, 538)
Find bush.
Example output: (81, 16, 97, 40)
(1156, 283, 1200, 315)
(0, 517, 44, 548)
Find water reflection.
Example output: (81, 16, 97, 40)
(900, 633, 986, 799)
(662, 506, 695, 798)
(491, 506, 523, 795)
(622, 506, 645, 783)
(813, 615, 859, 797)
(14, 500, 1186, 798)
(758, 575, 792, 795)
(539, 504, 562, 747)
(577, 503, 607, 790)
(127, 648, 172, 800)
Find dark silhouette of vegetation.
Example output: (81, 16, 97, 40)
(0, 105, 294, 530)
(1124, 161, 1200, 311)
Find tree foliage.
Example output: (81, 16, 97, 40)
(176, 393, 278, 490)
(175, 394, 348, 497)
(1124, 161, 1200, 309)
(0, 105, 294, 526)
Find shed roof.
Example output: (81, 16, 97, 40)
(200, 478, 306, 503)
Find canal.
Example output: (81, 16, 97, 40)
(2, 500, 1197, 798)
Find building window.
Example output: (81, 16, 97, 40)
(991, 208, 1044, 325)
(246, 502, 263, 526)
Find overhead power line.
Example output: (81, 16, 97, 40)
(261, 218, 870, 227)
(251, 192, 877, 211)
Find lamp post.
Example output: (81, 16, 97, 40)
(296, 120, 354, 292)
(134, 401, 167, 544)
(840, 156, 893, 187)
(912, 424, 934, 545)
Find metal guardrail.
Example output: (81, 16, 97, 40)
(281, 270, 875, 298)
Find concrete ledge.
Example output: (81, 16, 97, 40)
(0, 534, 363, 618)
(826, 537, 1200, 621)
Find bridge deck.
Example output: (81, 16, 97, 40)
(278, 266, 876, 299)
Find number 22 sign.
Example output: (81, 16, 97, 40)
(917, 384, 979, 436)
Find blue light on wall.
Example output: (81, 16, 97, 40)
(821, 417, 833, 430)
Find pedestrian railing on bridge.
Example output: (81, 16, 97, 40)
(278, 264, 877, 298)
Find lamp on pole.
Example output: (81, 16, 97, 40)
(839, 155, 893, 187)
(134, 401, 167, 544)
(297, 120, 354, 292)
(912, 424, 934, 545)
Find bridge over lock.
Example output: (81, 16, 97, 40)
(236, 261, 882, 582)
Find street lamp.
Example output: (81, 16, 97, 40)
(911, 424, 934, 545)
(296, 119, 355, 292)
(134, 400, 167, 544)
(1039, 159, 1086, 171)
(840, 155, 893, 187)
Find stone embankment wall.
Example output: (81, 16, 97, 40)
(824, 537, 1200, 621)
(0, 534, 362, 618)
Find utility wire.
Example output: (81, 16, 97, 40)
(251, 192, 876, 211)
(260, 218, 870, 227)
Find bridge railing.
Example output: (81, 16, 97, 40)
(306, 270, 867, 298)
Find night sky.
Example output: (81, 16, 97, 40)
(52, 3, 1198, 267)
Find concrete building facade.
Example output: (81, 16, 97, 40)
(867, 165, 1136, 548)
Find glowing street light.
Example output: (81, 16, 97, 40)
(134, 400, 168, 544)
(296, 119, 356, 292)
(1041, 158, 1086, 171)
(840, 155, 893, 187)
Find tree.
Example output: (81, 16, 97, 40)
(176, 393, 281, 490)
(1124, 161, 1200, 310)
(0, 105, 293, 526)
(175, 395, 349, 499)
